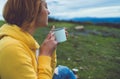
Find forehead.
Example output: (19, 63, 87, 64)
(41, 0, 47, 5)
(40, 1, 48, 7)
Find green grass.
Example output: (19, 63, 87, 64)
(0, 20, 5, 26)
(0, 21, 120, 79)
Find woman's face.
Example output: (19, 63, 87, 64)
(35, 1, 50, 27)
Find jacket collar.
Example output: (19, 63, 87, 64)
(0, 24, 39, 51)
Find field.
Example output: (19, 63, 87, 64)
(0, 20, 120, 79)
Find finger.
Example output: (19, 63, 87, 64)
(49, 25, 55, 33)
(50, 35, 56, 40)
(64, 28, 69, 37)
(47, 32, 55, 39)
(46, 33, 51, 39)
(47, 25, 55, 39)
(51, 25, 55, 30)
(50, 32, 56, 40)
(66, 30, 68, 35)
(64, 27, 67, 31)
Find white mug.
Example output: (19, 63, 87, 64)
(53, 28, 67, 43)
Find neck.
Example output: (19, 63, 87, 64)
(27, 21, 37, 35)
(27, 26, 37, 35)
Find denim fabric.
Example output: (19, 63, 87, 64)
(53, 65, 76, 79)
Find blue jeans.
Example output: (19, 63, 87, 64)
(53, 65, 76, 79)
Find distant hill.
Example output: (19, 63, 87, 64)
(48, 17, 120, 28)
(71, 17, 120, 24)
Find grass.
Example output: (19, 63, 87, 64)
(0, 21, 120, 79)
(0, 20, 5, 26)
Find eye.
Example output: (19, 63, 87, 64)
(46, 5, 48, 9)
(45, 3, 48, 9)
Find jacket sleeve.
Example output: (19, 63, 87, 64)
(51, 50, 57, 74)
(1, 43, 52, 79)
(38, 50, 57, 78)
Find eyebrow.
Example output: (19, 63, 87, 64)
(42, 1, 48, 8)
(45, 3, 48, 8)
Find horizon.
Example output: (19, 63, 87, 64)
(1, 14, 120, 21)
(0, 0, 120, 20)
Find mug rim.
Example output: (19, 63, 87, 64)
(53, 27, 64, 31)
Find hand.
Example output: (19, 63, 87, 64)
(39, 26, 58, 57)
(64, 27, 69, 38)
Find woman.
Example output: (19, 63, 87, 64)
(0, 0, 76, 79)
(0, 0, 57, 79)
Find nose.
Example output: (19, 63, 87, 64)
(48, 10, 50, 15)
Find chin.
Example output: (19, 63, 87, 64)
(42, 22, 48, 26)
(36, 21, 48, 27)
(39, 23, 48, 27)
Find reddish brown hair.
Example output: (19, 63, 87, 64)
(3, 0, 41, 30)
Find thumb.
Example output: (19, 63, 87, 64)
(51, 25, 55, 31)
(50, 25, 55, 33)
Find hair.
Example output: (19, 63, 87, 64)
(3, 0, 42, 30)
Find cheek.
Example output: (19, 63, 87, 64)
(37, 9, 47, 20)
(40, 10, 48, 21)
(35, 8, 48, 26)
(36, 14, 48, 26)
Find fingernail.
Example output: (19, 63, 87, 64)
(52, 25, 55, 29)
(51, 32, 55, 35)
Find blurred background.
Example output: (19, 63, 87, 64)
(0, 0, 120, 20)
(0, 0, 120, 79)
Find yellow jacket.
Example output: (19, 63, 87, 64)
(0, 24, 57, 79)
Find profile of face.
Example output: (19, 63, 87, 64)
(35, 1, 50, 27)
(3, 0, 50, 31)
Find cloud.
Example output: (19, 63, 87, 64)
(47, 0, 120, 11)
(50, 6, 120, 19)
(76, 6, 120, 17)
(47, 0, 120, 18)
(0, 0, 7, 15)
(0, 0, 120, 20)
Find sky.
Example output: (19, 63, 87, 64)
(0, 0, 120, 20)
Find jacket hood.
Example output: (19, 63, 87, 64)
(0, 24, 39, 51)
